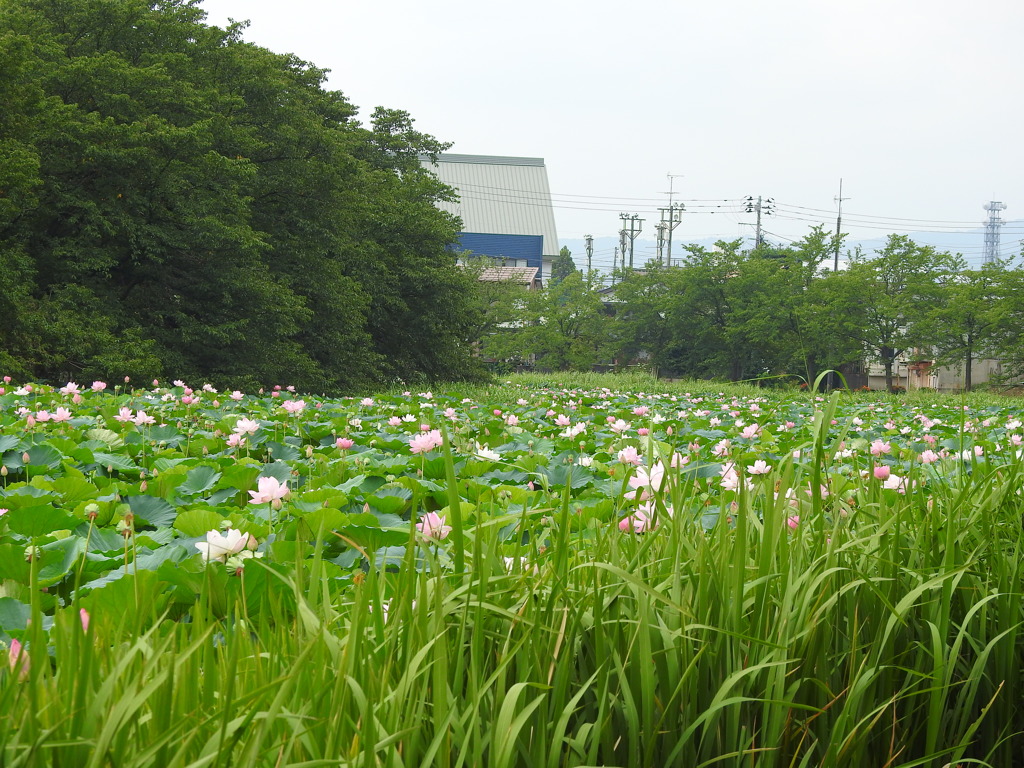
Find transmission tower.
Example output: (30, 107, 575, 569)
(983, 201, 1007, 264)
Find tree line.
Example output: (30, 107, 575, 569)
(481, 228, 1024, 391)
(0, 0, 487, 391)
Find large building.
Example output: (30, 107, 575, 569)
(421, 154, 560, 284)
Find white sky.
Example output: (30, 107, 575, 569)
(199, 0, 1024, 262)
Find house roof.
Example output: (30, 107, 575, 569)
(422, 154, 560, 257)
(477, 265, 539, 285)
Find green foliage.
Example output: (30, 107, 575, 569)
(0, 0, 478, 391)
(482, 271, 611, 371)
(549, 245, 578, 285)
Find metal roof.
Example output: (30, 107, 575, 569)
(422, 154, 560, 257)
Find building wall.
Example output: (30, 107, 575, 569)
(865, 356, 1003, 391)
(422, 154, 560, 283)
(455, 233, 544, 273)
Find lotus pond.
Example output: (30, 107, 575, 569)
(1, 376, 1022, 767)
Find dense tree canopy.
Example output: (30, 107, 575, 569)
(482, 229, 1022, 390)
(0, 0, 484, 390)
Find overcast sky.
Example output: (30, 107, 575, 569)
(199, 0, 1023, 264)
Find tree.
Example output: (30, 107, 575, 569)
(0, 0, 478, 390)
(481, 271, 610, 371)
(986, 261, 1024, 387)
(830, 235, 956, 390)
(918, 257, 1008, 390)
(549, 246, 578, 285)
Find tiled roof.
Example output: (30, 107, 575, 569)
(477, 266, 539, 284)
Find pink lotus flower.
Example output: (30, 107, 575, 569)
(133, 411, 155, 426)
(626, 461, 665, 499)
(233, 417, 260, 436)
(555, 414, 571, 426)
(229, 390, 244, 400)
(632, 406, 649, 417)
(8, 638, 28, 681)
(195, 528, 259, 562)
(416, 511, 452, 540)
(870, 440, 891, 456)
(387, 416, 402, 427)
(873, 465, 891, 480)
(920, 449, 940, 464)
(80, 609, 90, 633)
(617, 446, 642, 466)
(619, 509, 654, 533)
(740, 423, 760, 440)
(747, 460, 771, 475)
(360, 398, 374, 406)
(336, 437, 354, 450)
(91, 381, 106, 392)
(59, 382, 79, 395)
(409, 430, 443, 454)
(114, 407, 134, 423)
(34, 410, 52, 422)
(248, 476, 290, 505)
(505, 414, 519, 426)
(786, 515, 801, 530)
(225, 433, 245, 448)
(51, 407, 72, 422)
(882, 473, 909, 493)
(282, 399, 306, 415)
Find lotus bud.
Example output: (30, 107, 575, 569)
(305, 445, 314, 458)
(139, 481, 147, 492)
(0, 466, 7, 476)
(22, 452, 30, 464)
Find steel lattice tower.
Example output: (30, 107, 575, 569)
(983, 201, 1007, 264)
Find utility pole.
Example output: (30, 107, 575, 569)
(584, 234, 594, 276)
(655, 221, 667, 264)
(744, 196, 774, 249)
(658, 204, 684, 266)
(619, 213, 644, 271)
(664, 174, 685, 266)
(834, 178, 850, 271)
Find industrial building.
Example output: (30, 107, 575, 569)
(421, 154, 560, 284)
